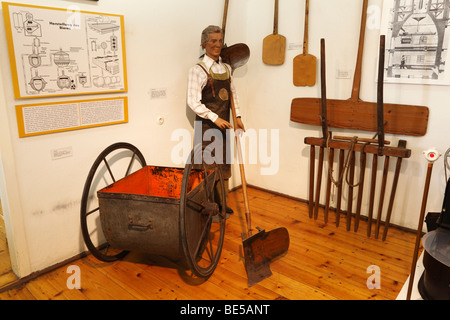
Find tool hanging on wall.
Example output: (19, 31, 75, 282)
(406, 148, 441, 300)
(220, 0, 250, 72)
(310, 38, 328, 221)
(290, 0, 429, 137)
(305, 34, 411, 241)
(293, 0, 316, 86)
(262, 0, 286, 65)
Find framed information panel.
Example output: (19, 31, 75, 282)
(2, 2, 127, 99)
(15, 96, 128, 137)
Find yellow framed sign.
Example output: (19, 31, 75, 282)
(15, 96, 128, 137)
(2, 2, 128, 99)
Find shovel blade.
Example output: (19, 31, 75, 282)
(243, 227, 289, 286)
(221, 43, 250, 72)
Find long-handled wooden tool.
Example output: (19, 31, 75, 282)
(382, 140, 407, 241)
(220, 0, 250, 72)
(229, 91, 289, 287)
(263, 0, 286, 65)
(373, 34, 389, 238)
(290, 0, 429, 137)
(293, 0, 316, 86)
(406, 149, 441, 300)
(314, 39, 328, 219)
(313, 38, 329, 221)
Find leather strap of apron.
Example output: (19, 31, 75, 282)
(197, 63, 216, 97)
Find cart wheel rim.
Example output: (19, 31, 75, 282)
(179, 146, 226, 279)
(80, 142, 146, 262)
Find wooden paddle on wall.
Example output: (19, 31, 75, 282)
(263, 0, 286, 65)
(293, 0, 316, 86)
(290, 0, 429, 136)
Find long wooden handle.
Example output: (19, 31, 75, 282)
(377, 35, 386, 155)
(309, 146, 315, 218)
(222, 0, 229, 37)
(273, 0, 279, 35)
(320, 38, 328, 139)
(407, 162, 434, 300)
(229, 91, 252, 237)
(350, 0, 369, 101)
(303, 0, 309, 54)
(382, 140, 407, 241)
(333, 136, 390, 145)
(375, 156, 390, 239)
(367, 154, 378, 237)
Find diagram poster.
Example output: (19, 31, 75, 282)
(2, 2, 128, 99)
(381, 0, 450, 85)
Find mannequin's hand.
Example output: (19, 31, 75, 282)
(214, 117, 232, 130)
(235, 118, 245, 132)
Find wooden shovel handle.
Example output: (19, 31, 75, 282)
(303, 0, 309, 54)
(350, 0, 368, 101)
(222, 0, 229, 37)
(229, 90, 252, 237)
(273, 0, 279, 35)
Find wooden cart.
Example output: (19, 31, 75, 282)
(80, 142, 227, 279)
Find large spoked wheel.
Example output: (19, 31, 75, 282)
(179, 146, 227, 279)
(80, 142, 147, 262)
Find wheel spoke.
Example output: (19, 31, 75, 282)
(81, 142, 146, 262)
(104, 244, 110, 256)
(85, 206, 99, 217)
(186, 198, 205, 211)
(206, 234, 214, 262)
(206, 169, 217, 201)
(125, 152, 137, 177)
(103, 158, 116, 183)
(179, 147, 225, 278)
(192, 215, 212, 259)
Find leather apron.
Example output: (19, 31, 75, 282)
(194, 62, 232, 179)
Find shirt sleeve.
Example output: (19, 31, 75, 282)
(187, 65, 219, 123)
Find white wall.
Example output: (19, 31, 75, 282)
(243, 0, 450, 231)
(0, 0, 448, 277)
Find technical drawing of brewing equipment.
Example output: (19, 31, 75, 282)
(87, 15, 122, 88)
(5, 3, 126, 97)
(22, 12, 42, 37)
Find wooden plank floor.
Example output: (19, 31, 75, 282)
(0, 187, 417, 300)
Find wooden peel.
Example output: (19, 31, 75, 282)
(263, 0, 286, 65)
(293, 0, 316, 86)
(290, 0, 429, 137)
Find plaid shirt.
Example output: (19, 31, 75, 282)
(187, 55, 241, 123)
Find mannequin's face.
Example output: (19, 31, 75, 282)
(203, 32, 224, 60)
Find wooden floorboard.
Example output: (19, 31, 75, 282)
(0, 187, 418, 300)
